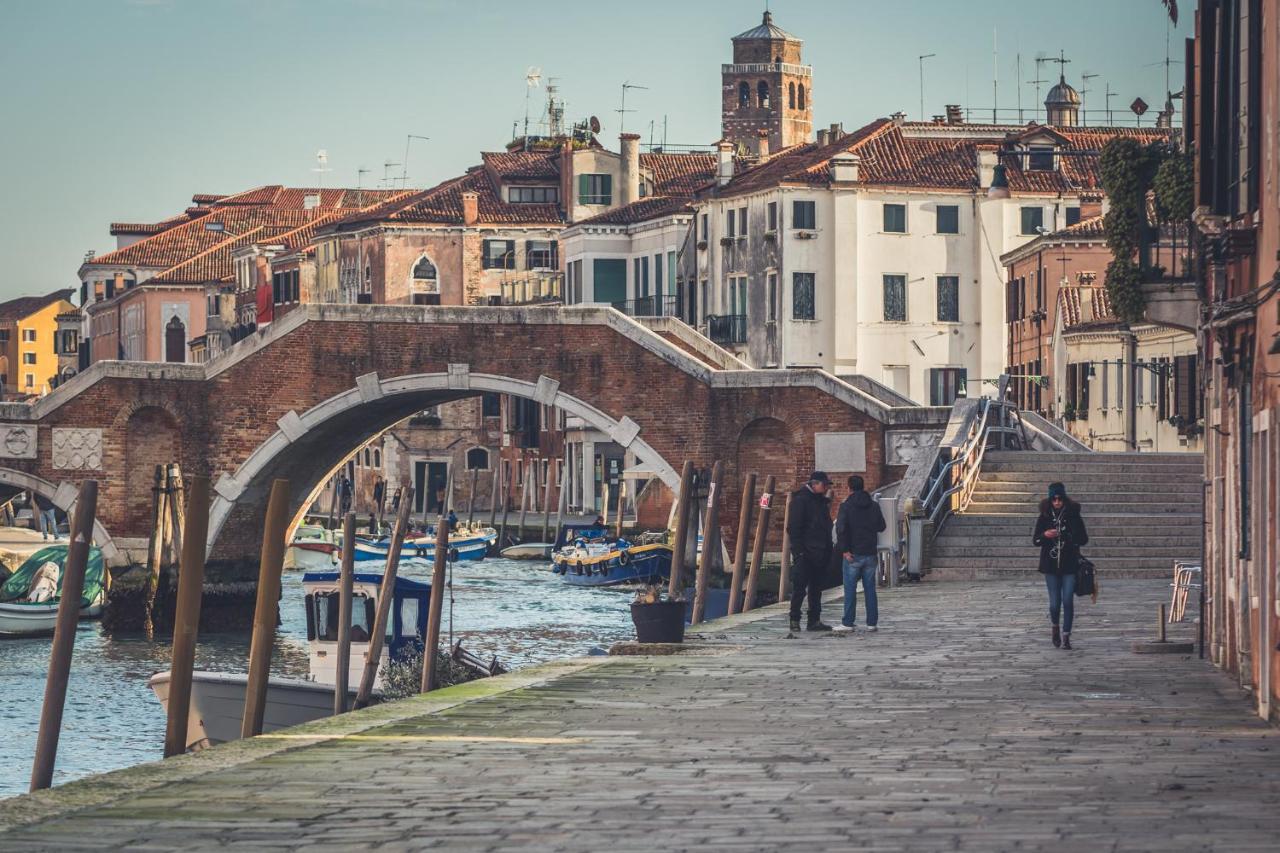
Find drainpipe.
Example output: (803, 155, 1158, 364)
(1124, 328, 1138, 450)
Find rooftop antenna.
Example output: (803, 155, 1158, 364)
(356, 167, 370, 207)
(545, 78, 564, 138)
(918, 53, 936, 121)
(381, 160, 400, 188)
(992, 28, 998, 124)
(523, 66, 542, 150)
(401, 134, 429, 189)
(1081, 72, 1099, 123)
(1016, 52, 1023, 122)
(1105, 82, 1116, 125)
(648, 119, 656, 150)
(311, 149, 331, 193)
(662, 114, 668, 149)
(617, 81, 648, 135)
(1031, 53, 1053, 111)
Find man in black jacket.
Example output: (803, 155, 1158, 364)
(787, 471, 835, 632)
(834, 475, 885, 632)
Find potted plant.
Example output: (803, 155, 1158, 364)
(630, 584, 685, 644)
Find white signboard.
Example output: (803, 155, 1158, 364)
(814, 431, 866, 473)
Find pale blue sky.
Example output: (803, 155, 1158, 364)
(0, 0, 1189, 297)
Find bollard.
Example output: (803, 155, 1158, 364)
(240, 478, 290, 740)
(666, 461, 695, 598)
(777, 491, 793, 602)
(30, 481, 98, 791)
(727, 473, 756, 616)
(742, 475, 775, 613)
(691, 461, 725, 625)
(142, 465, 167, 639)
(421, 497, 450, 693)
(1159, 604, 1167, 643)
(355, 486, 414, 709)
(333, 512, 356, 715)
(163, 475, 210, 759)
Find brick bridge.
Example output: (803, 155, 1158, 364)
(0, 305, 945, 569)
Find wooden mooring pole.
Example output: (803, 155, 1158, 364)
(496, 463, 510, 549)
(165, 463, 185, 564)
(467, 467, 479, 527)
(742, 475, 775, 613)
(691, 461, 724, 625)
(615, 479, 627, 540)
(142, 465, 167, 639)
(487, 466, 500, 526)
(333, 512, 357, 715)
(552, 460, 568, 545)
(540, 462, 554, 543)
(240, 478, 290, 740)
(421, 487, 451, 693)
(727, 473, 757, 616)
(666, 460, 695, 598)
(355, 486, 414, 709)
(162, 475, 210, 759)
(30, 481, 98, 791)
(516, 462, 531, 543)
(777, 490, 794, 603)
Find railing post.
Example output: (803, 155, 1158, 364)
(163, 475, 211, 758)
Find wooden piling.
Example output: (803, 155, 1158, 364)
(615, 479, 627, 539)
(602, 480, 611, 528)
(467, 467, 479, 527)
(777, 491, 794, 603)
(727, 473, 757, 616)
(333, 512, 357, 715)
(496, 464, 510, 549)
(553, 460, 568, 546)
(540, 462, 554, 543)
(142, 465, 167, 639)
(165, 464, 185, 564)
(30, 480, 98, 791)
(742, 475, 775, 613)
(355, 486, 414, 709)
(691, 461, 724, 625)
(487, 466, 500, 526)
(515, 462, 531, 542)
(162, 475, 210, 759)
(666, 461, 695, 598)
(421, 488, 451, 693)
(240, 478, 290, 740)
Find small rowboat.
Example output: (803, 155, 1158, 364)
(0, 545, 106, 637)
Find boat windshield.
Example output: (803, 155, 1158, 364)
(309, 592, 373, 642)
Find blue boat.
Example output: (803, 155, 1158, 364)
(301, 570, 432, 674)
(550, 528, 673, 587)
(351, 534, 489, 563)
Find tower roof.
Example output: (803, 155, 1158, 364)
(1046, 75, 1082, 106)
(733, 11, 799, 42)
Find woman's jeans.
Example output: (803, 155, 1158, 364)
(842, 555, 878, 627)
(1045, 572, 1077, 633)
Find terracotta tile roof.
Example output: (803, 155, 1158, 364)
(1059, 285, 1115, 329)
(482, 150, 560, 181)
(573, 195, 695, 227)
(713, 120, 1172, 198)
(336, 168, 562, 229)
(0, 290, 75, 323)
(109, 209, 206, 237)
(640, 152, 718, 194)
(190, 193, 226, 205)
(1050, 214, 1106, 239)
(148, 227, 266, 285)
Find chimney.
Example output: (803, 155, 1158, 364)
(945, 104, 963, 125)
(461, 191, 479, 226)
(1079, 191, 1104, 220)
(112, 272, 124, 292)
(829, 122, 843, 140)
(932, 115, 946, 125)
(560, 138, 573, 215)
(1080, 288, 1095, 322)
(830, 153, 860, 183)
(975, 145, 1000, 189)
(755, 129, 770, 160)
(254, 255, 270, 295)
(303, 192, 321, 210)
(816, 128, 830, 146)
(620, 133, 641, 206)
(891, 111, 907, 127)
(716, 140, 735, 187)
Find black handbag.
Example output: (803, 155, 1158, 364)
(1075, 556, 1096, 597)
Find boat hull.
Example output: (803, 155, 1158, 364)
(552, 545, 672, 587)
(353, 536, 488, 563)
(284, 542, 338, 572)
(0, 599, 103, 637)
(499, 543, 554, 561)
(148, 670, 359, 752)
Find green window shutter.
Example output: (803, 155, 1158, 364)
(602, 174, 612, 202)
(578, 174, 590, 203)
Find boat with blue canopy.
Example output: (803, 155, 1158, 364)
(550, 526, 672, 587)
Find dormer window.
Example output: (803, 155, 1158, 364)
(509, 186, 559, 204)
(1028, 145, 1056, 171)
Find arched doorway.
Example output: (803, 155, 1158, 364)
(164, 316, 186, 363)
(124, 406, 180, 531)
(735, 416, 796, 547)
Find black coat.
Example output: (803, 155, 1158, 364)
(787, 486, 833, 565)
(835, 490, 886, 557)
(1032, 499, 1089, 575)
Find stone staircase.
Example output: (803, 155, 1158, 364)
(928, 451, 1203, 580)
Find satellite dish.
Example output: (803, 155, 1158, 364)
(526, 66, 542, 88)
(589, 115, 601, 134)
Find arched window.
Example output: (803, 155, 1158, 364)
(466, 447, 490, 470)
(164, 316, 185, 363)
(373, 448, 381, 468)
(738, 82, 750, 108)
(757, 81, 770, 108)
(788, 82, 796, 110)
(411, 254, 438, 295)
(798, 84, 806, 111)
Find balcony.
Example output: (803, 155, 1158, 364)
(611, 295, 680, 318)
(722, 62, 811, 78)
(498, 273, 563, 306)
(706, 314, 747, 345)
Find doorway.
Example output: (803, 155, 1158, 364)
(164, 316, 186, 363)
(413, 460, 449, 515)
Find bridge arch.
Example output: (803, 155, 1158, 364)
(205, 369, 680, 561)
(0, 467, 118, 559)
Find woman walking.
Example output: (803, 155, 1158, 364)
(1033, 482, 1088, 649)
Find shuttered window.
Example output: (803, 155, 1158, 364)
(578, 174, 612, 205)
(1173, 354, 1198, 431)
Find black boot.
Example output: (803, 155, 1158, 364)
(1062, 633, 1072, 650)
(806, 621, 833, 632)
(1052, 625, 1061, 648)
(789, 618, 801, 633)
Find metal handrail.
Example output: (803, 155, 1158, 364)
(921, 395, 1027, 535)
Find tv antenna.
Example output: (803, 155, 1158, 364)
(1081, 72, 1099, 121)
(401, 134, 429, 189)
(918, 53, 936, 121)
(523, 66, 542, 149)
(1030, 53, 1053, 109)
(1105, 82, 1117, 124)
(381, 160, 400, 188)
(312, 149, 332, 192)
(617, 81, 648, 134)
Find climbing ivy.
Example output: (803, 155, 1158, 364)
(1153, 152, 1194, 224)
(1099, 138, 1170, 324)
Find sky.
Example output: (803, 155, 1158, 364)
(0, 0, 1191, 299)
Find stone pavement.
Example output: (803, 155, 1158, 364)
(2, 579, 1277, 851)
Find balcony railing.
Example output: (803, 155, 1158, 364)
(499, 273, 563, 306)
(611, 295, 680, 318)
(722, 62, 811, 78)
(706, 314, 747, 345)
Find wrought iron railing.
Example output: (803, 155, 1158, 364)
(611, 295, 680, 318)
(499, 274, 563, 306)
(706, 314, 747, 345)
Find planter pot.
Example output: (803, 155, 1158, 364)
(631, 600, 685, 644)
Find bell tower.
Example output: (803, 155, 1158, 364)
(721, 11, 812, 154)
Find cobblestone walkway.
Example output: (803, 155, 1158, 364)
(3, 579, 1277, 851)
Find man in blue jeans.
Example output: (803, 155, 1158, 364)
(833, 475, 885, 633)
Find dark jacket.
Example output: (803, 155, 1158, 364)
(836, 490, 886, 557)
(787, 486, 833, 565)
(1032, 499, 1089, 575)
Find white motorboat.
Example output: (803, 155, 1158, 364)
(284, 524, 338, 572)
(0, 545, 106, 638)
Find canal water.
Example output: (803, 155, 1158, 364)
(0, 558, 636, 798)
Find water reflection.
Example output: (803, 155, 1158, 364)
(0, 558, 634, 798)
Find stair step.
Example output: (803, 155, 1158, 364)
(930, 547, 1200, 559)
(927, 557, 1189, 570)
(928, 566, 1176, 581)
(959, 502, 1201, 515)
(983, 451, 1201, 462)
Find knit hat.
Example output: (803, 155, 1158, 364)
(1047, 482, 1067, 500)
